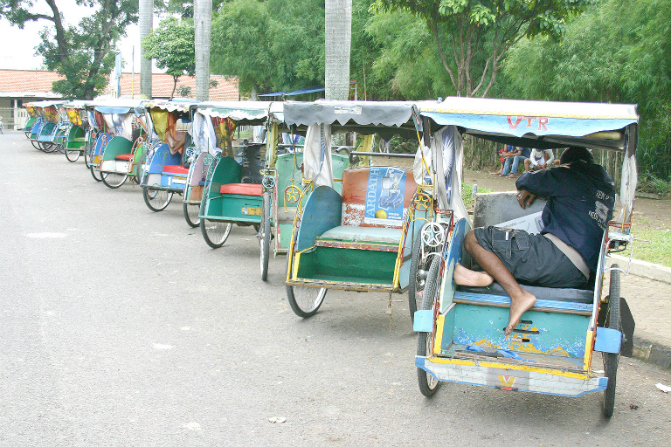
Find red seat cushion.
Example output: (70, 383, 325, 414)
(219, 183, 263, 196)
(163, 165, 189, 175)
(115, 153, 132, 160)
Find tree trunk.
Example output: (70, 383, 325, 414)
(194, 0, 212, 101)
(139, 0, 154, 98)
(324, 0, 352, 101)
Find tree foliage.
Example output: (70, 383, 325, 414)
(211, 0, 326, 96)
(0, 0, 138, 99)
(373, 0, 589, 97)
(503, 0, 671, 180)
(143, 16, 195, 99)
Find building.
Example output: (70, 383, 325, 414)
(0, 69, 239, 130)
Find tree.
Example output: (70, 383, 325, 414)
(373, 0, 589, 97)
(0, 0, 138, 99)
(325, 0, 352, 100)
(194, 0, 211, 100)
(502, 0, 671, 180)
(211, 0, 326, 96)
(143, 16, 196, 99)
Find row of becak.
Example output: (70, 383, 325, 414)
(23, 96, 639, 416)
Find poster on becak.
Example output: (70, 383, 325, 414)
(364, 167, 407, 225)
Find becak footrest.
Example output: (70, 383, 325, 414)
(220, 183, 263, 196)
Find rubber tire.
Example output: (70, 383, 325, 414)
(286, 285, 327, 318)
(200, 218, 232, 248)
(134, 152, 147, 185)
(65, 148, 81, 162)
(143, 187, 173, 211)
(408, 239, 430, 322)
(183, 202, 200, 228)
(603, 266, 621, 418)
(89, 165, 102, 182)
(417, 255, 442, 397)
(260, 192, 271, 281)
(101, 172, 128, 189)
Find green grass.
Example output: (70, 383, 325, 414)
(463, 183, 493, 209)
(630, 229, 671, 267)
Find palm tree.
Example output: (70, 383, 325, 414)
(194, 0, 212, 100)
(325, 0, 352, 101)
(139, 0, 153, 98)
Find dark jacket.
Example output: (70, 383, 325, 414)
(516, 161, 615, 271)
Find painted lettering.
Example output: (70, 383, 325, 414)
(507, 116, 524, 129)
(507, 115, 550, 131)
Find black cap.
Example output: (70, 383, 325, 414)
(560, 147, 594, 165)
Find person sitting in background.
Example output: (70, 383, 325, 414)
(454, 147, 615, 336)
(491, 144, 516, 175)
(501, 146, 531, 178)
(524, 149, 554, 172)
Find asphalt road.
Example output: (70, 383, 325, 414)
(2, 131, 670, 446)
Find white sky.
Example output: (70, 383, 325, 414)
(0, 0, 160, 72)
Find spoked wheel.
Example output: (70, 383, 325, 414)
(183, 202, 200, 227)
(134, 152, 147, 185)
(101, 172, 128, 189)
(259, 192, 271, 281)
(286, 285, 327, 318)
(417, 255, 442, 397)
(42, 142, 59, 153)
(89, 166, 102, 182)
(31, 140, 42, 151)
(603, 266, 621, 418)
(200, 218, 232, 248)
(65, 149, 81, 162)
(408, 240, 431, 322)
(143, 187, 173, 211)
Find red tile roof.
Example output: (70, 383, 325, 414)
(0, 69, 64, 97)
(0, 69, 239, 100)
(117, 72, 239, 101)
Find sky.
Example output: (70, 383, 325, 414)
(0, 0, 157, 72)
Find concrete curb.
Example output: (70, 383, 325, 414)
(632, 336, 671, 369)
(607, 254, 671, 285)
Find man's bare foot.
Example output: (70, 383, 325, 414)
(453, 263, 494, 287)
(505, 290, 536, 336)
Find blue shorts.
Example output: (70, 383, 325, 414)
(473, 226, 588, 289)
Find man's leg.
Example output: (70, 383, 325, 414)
(501, 157, 512, 176)
(454, 230, 536, 336)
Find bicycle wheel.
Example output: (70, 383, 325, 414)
(408, 240, 431, 322)
(65, 149, 81, 162)
(603, 266, 621, 418)
(200, 219, 232, 248)
(143, 187, 172, 212)
(183, 201, 200, 228)
(417, 255, 441, 397)
(89, 165, 102, 182)
(259, 193, 271, 281)
(134, 152, 147, 185)
(100, 172, 128, 189)
(286, 285, 327, 318)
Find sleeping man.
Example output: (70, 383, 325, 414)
(454, 147, 616, 335)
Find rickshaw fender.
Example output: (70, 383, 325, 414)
(413, 310, 434, 332)
(594, 327, 622, 354)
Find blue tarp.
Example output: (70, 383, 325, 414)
(259, 86, 326, 97)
